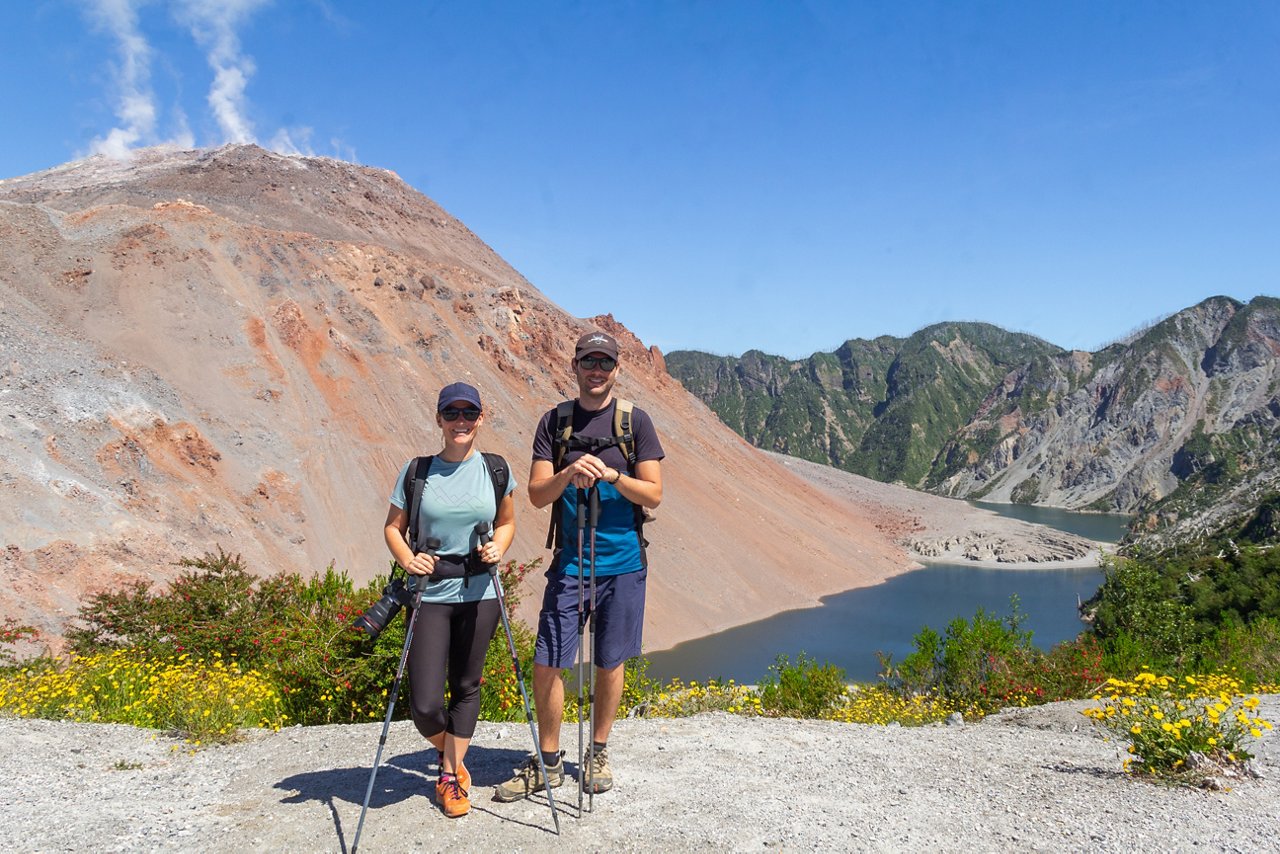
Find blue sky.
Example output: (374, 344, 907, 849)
(3, 2, 1278, 359)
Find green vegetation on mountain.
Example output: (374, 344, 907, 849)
(668, 296, 1280, 550)
(668, 322, 1060, 485)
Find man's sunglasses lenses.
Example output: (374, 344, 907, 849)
(579, 356, 616, 371)
(441, 408, 481, 421)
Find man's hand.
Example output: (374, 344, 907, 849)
(566, 453, 608, 489)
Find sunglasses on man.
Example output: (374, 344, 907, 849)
(577, 355, 617, 371)
(440, 407, 482, 422)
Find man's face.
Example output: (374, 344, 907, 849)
(574, 351, 619, 397)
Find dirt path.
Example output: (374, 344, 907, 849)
(2, 698, 1277, 853)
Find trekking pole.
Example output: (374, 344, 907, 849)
(352, 536, 440, 854)
(475, 522, 561, 834)
(586, 485, 601, 813)
(575, 487, 588, 815)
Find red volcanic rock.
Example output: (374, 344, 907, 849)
(0, 145, 912, 652)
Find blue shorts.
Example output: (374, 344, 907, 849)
(534, 565, 647, 670)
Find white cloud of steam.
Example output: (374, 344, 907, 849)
(174, 0, 271, 145)
(270, 127, 314, 156)
(84, 0, 157, 157)
(82, 0, 346, 161)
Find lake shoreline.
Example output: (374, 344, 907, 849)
(642, 455, 1126, 670)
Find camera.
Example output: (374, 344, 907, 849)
(352, 576, 416, 641)
(354, 536, 441, 641)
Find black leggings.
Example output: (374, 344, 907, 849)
(406, 597, 501, 740)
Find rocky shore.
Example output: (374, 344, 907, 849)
(770, 452, 1105, 568)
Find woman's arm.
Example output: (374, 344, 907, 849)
(383, 503, 437, 575)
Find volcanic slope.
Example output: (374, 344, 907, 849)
(0, 144, 953, 651)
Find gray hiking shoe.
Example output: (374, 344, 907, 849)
(493, 752, 564, 802)
(584, 745, 613, 794)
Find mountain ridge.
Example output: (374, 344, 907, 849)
(667, 295, 1280, 549)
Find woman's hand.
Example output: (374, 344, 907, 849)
(475, 540, 503, 566)
(403, 552, 438, 576)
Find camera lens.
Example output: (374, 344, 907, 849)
(352, 580, 408, 640)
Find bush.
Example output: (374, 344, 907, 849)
(642, 677, 762, 717)
(892, 596, 1043, 714)
(758, 652, 848, 718)
(827, 684, 959, 726)
(1083, 672, 1274, 783)
(0, 649, 286, 743)
(478, 616, 536, 723)
(0, 618, 43, 670)
(63, 549, 546, 727)
(1091, 556, 1196, 671)
(557, 654, 657, 722)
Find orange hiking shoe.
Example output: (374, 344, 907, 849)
(436, 773, 470, 818)
(436, 751, 470, 793)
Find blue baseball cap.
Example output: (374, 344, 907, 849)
(436, 381, 482, 412)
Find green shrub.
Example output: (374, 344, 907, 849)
(1193, 617, 1280, 687)
(894, 597, 1040, 713)
(1090, 556, 1197, 671)
(63, 549, 544, 727)
(758, 652, 848, 718)
(557, 654, 657, 723)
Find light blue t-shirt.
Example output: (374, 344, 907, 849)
(389, 452, 517, 604)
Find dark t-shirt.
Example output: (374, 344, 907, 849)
(532, 399, 664, 576)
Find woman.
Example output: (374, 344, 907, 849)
(382, 381, 516, 818)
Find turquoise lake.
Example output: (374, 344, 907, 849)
(644, 503, 1131, 684)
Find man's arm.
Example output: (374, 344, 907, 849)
(603, 459, 661, 509)
(528, 453, 635, 508)
(527, 458, 573, 509)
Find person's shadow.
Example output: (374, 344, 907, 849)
(274, 743, 565, 851)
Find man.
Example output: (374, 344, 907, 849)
(495, 330, 664, 802)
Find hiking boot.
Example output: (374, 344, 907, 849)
(493, 752, 564, 802)
(584, 745, 613, 794)
(436, 773, 470, 818)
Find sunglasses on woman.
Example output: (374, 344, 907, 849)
(440, 407, 482, 422)
(578, 355, 617, 371)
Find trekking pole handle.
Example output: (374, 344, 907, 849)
(587, 485, 601, 528)
(576, 488, 588, 529)
(408, 537, 442, 594)
(474, 522, 499, 570)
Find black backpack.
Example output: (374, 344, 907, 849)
(404, 452, 509, 566)
(544, 399, 649, 566)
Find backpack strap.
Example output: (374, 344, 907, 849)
(454, 452, 509, 585)
(480, 452, 509, 517)
(614, 399, 649, 566)
(613, 398, 637, 467)
(550, 400, 577, 472)
(545, 401, 576, 550)
(403, 455, 433, 555)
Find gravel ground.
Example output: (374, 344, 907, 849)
(2, 698, 1278, 853)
